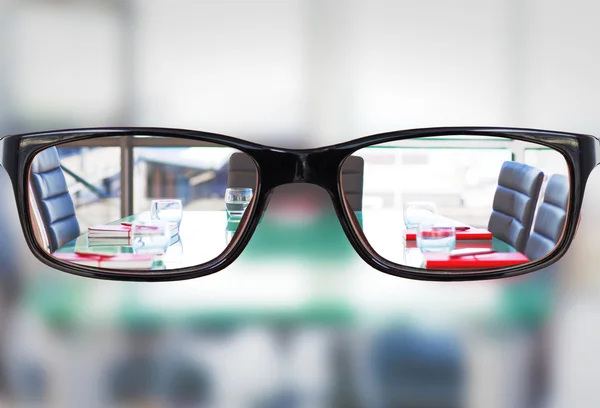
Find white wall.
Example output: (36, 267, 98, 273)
(5, 0, 600, 143)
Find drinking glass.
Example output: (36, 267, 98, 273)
(162, 236, 184, 268)
(151, 199, 183, 228)
(225, 188, 253, 218)
(403, 201, 437, 230)
(130, 220, 171, 255)
(225, 219, 239, 244)
(416, 218, 456, 253)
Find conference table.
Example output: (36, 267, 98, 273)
(55, 210, 518, 271)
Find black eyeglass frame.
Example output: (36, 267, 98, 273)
(1, 126, 597, 282)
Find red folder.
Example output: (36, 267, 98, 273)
(54, 252, 155, 269)
(403, 228, 492, 241)
(423, 252, 529, 269)
(405, 240, 493, 249)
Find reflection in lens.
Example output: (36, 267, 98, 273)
(342, 135, 571, 271)
(28, 137, 257, 272)
(416, 218, 456, 253)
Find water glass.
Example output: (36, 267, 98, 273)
(225, 188, 253, 218)
(403, 201, 437, 230)
(162, 236, 184, 268)
(131, 220, 171, 255)
(416, 218, 456, 253)
(225, 219, 239, 245)
(151, 199, 183, 228)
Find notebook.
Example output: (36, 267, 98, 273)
(403, 228, 492, 241)
(405, 240, 493, 249)
(54, 252, 155, 269)
(423, 252, 529, 269)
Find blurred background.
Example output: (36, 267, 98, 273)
(2, 0, 600, 407)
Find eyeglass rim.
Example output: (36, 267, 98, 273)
(1, 126, 597, 282)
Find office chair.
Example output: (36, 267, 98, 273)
(524, 174, 569, 260)
(29, 146, 80, 253)
(487, 161, 544, 252)
(227, 152, 257, 189)
(340, 155, 364, 212)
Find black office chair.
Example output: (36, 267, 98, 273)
(487, 161, 544, 252)
(227, 152, 257, 189)
(227, 153, 365, 211)
(524, 174, 569, 260)
(29, 146, 80, 253)
(340, 155, 365, 212)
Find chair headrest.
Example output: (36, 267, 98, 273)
(498, 161, 544, 197)
(31, 146, 61, 174)
(544, 174, 569, 209)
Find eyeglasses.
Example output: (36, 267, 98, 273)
(1, 126, 596, 282)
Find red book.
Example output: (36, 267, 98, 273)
(423, 252, 529, 269)
(54, 252, 155, 269)
(403, 228, 492, 241)
(405, 240, 493, 249)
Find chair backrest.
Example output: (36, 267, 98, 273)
(227, 153, 365, 211)
(524, 174, 569, 260)
(340, 156, 364, 211)
(487, 161, 544, 252)
(227, 152, 257, 189)
(30, 146, 80, 253)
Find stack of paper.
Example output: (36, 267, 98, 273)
(88, 225, 133, 246)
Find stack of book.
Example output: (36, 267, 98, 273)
(88, 225, 134, 246)
(87, 222, 179, 246)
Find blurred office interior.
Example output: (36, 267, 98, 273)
(2, 0, 600, 407)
